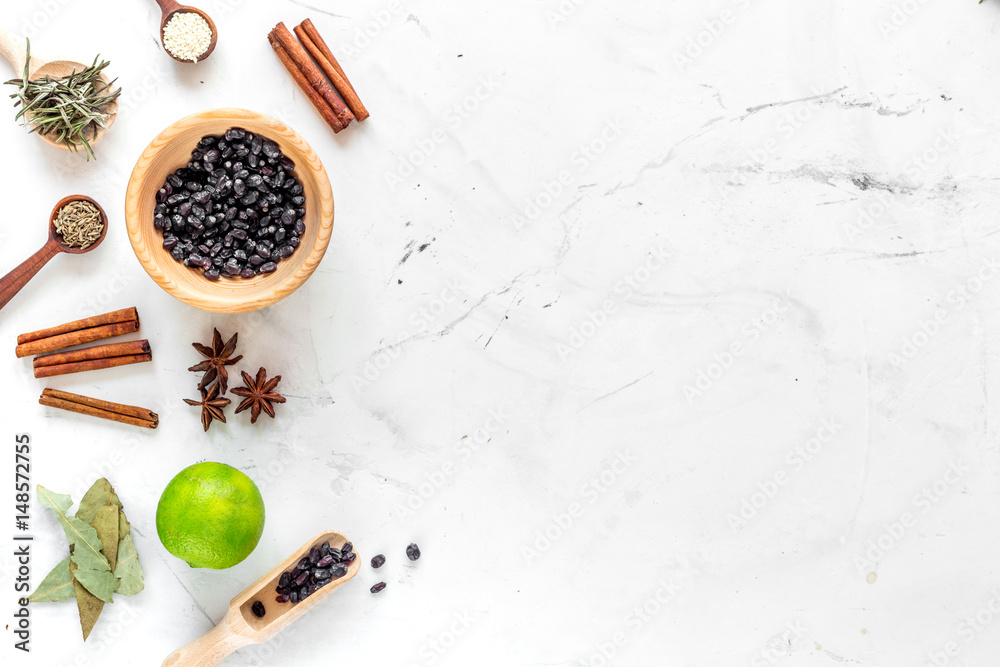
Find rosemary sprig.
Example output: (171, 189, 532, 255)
(4, 39, 120, 160)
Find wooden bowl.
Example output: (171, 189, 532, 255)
(125, 108, 334, 313)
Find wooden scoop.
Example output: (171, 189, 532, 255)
(155, 0, 218, 63)
(0, 195, 108, 313)
(0, 28, 118, 151)
(162, 531, 360, 667)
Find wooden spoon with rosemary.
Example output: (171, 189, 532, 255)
(0, 29, 119, 158)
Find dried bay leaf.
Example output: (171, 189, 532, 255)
(70, 561, 104, 641)
(74, 568, 118, 604)
(75, 478, 120, 524)
(93, 505, 119, 571)
(114, 533, 144, 596)
(118, 509, 130, 539)
(28, 556, 74, 603)
(38, 486, 110, 573)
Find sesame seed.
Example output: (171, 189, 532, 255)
(162, 12, 213, 63)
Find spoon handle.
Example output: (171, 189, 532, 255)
(155, 0, 184, 17)
(0, 240, 60, 313)
(0, 27, 27, 76)
(161, 614, 254, 667)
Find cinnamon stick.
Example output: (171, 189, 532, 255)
(34, 352, 152, 379)
(296, 20, 369, 121)
(33, 340, 151, 369)
(15, 319, 140, 358)
(17, 307, 138, 345)
(40, 389, 158, 429)
(269, 22, 355, 129)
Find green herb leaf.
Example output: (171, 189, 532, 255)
(28, 556, 74, 603)
(113, 533, 144, 597)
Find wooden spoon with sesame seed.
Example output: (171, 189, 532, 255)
(155, 0, 218, 63)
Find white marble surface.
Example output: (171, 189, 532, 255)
(3, 0, 1000, 665)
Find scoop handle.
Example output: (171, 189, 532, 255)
(162, 616, 255, 667)
(0, 240, 60, 313)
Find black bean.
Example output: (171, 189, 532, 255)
(299, 586, 308, 600)
(317, 554, 334, 568)
(294, 220, 306, 236)
(342, 542, 353, 553)
(289, 592, 298, 604)
(297, 557, 311, 571)
(406, 543, 421, 561)
(155, 127, 305, 279)
(251, 601, 266, 619)
(275, 594, 288, 603)
(371, 554, 385, 568)
(314, 567, 332, 580)
(294, 571, 309, 587)
(331, 563, 348, 577)
(371, 582, 386, 594)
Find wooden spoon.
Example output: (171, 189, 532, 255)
(162, 531, 359, 667)
(155, 0, 218, 63)
(0, 28, 118, 151)
(0, 195, 108, 313)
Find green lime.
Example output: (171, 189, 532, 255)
(156, 462, 265, 569)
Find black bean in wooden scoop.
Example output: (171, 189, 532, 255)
(154, 128, 306, 281)
(252, 601, 266, 618)
(371, 582, 386, 594)
(275, 540, 355, 605)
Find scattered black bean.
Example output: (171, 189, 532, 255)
(371, 582, 386, 594)
(154, 127, 305, 280)
(406, 543, 421, 561)
(251, 601, 265, 618)
(371, 554, 385, 568)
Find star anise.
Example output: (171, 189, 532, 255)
(189, 328, 243, 394)
(232, 367, 286, 424)
(183, 383, 231, 432)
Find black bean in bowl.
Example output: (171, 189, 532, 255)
(153, 127, 306, 281)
